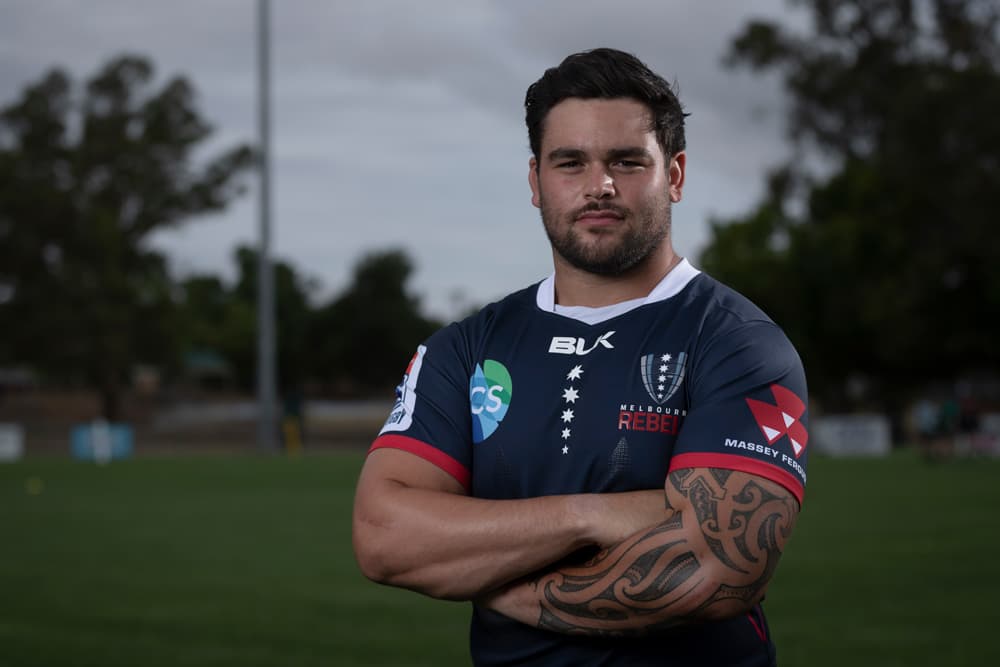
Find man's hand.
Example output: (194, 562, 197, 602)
(575, 490, 671, 547)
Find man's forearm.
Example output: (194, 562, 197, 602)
(482, 468, 798, 635)
(353, 454, 667, 601)
(355, 481, 592, 600)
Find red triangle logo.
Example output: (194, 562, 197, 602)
(746, 385, 808, 458)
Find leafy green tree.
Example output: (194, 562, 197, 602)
(232, 246, 316, 393)
(701, 0, 1000, 411)
(309, 249, 441, 396)
(177, 247, 437, 398)
(175, 246, 317, 394)
(0, 55, 254, 418)
(174, 274, 249, 390)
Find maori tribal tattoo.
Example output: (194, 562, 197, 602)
(533, 468, 798, 637)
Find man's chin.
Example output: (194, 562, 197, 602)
(564, 252, 644, 277)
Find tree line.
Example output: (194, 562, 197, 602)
(700, 0, 999, 418)
(0, 55, 440, 419)
(2, 0, 997, 424)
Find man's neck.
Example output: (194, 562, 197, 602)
(552, 248, 681, 308)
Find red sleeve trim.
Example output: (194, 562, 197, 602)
(746, 610, 767, 642)
(369, 434, 471, 492)
(668, 452, 804, 505)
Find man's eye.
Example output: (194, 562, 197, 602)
(556, 161, 582, 168)
(614, 160, 641, 168)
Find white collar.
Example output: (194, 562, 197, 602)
(535, 258, 701, 325)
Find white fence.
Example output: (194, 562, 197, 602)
(812, 414, 892, 457)
(0, 423, 24, 462)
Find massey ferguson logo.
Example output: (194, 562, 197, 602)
(746, 384, 809, 458)
(548, 331, 616, 355)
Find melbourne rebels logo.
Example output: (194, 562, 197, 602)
(746, 384, 808, 457)
(469, 360, 513, 443)
(640, 352, 686, 404)
(380, 346, 426, 434)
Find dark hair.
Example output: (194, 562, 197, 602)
(525, 48, 688, 162)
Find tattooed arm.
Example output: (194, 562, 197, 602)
(480, 467, 799, 636)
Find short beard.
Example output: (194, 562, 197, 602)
(540, 199, 671, 277)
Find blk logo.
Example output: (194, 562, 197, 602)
(746, 385, 808, 458)
(549, 331, 616, 355)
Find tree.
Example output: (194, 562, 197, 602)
(175, 246, 316, 394)
(231, 245, 317, 393)
(174, 273, 249, 390)
(175, 246, 437, 398)
(0, 55, 254, 419)
(309, 249, 441, 396)
(700, 0, 1000, 412)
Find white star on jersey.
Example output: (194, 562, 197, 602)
(661, 354, 672, 362)
(559, 366, 583, 457)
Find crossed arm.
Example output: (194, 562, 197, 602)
(352, 447, 799, 634)
(351, 447, 667, 600)
(479, 467, 799, 636)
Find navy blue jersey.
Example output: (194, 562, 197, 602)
(371, 261, 808, 667)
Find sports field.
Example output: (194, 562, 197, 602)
(1, 450, 996, 666)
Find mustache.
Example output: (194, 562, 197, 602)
(570, 203, 629, 219)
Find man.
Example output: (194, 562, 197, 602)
(353, 48, 808, 666)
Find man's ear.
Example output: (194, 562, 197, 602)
(528, 157, 541, 209)
(668, 151, 686, 203)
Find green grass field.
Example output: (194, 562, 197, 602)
(1, 450, 997, 666)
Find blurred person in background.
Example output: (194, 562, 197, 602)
(353, 48, 809, 667)
(913, 395, 940, 459)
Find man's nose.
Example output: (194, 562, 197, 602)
(586, 170, 615, 199)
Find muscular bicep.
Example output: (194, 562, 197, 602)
(527, 467, 798, 635)
(357, 446, 467, 497)
(351, 446, 474, 595)
(352, 447, 466, 547)
(665, 467, 798, 612)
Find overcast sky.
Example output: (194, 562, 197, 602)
(0, 0, 803, 319)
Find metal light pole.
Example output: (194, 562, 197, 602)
(256, 0, 277, 450)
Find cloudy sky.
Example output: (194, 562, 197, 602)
(0, 0, 803, 319)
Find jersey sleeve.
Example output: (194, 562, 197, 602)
(368, 323, 474, 492)
(670, 319, 809, 505)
